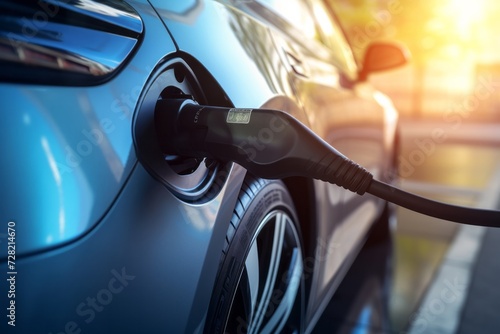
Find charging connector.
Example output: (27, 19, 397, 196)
(155, 98, 500, 227)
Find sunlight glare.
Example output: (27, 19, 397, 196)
(447, 0, 485, 37)
(271, 0, 316, 39)
(312, 2, 334, 36)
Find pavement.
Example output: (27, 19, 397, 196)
(401, 120, 500, 334)
(456, 225, 500, 334)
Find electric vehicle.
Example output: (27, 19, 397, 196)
(0, 0, 407, 333)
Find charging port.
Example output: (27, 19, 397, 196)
(133, 58, 228, 201)
(158, 85, 205, 175)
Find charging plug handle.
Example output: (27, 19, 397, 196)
(155, 98, 500, 227)
(155, 98, 372, 194)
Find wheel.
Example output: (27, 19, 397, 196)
(205, 175, 304, 334)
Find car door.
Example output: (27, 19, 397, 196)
(253, 0, 390, 325)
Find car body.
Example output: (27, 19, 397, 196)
(0, 0, 405, 333)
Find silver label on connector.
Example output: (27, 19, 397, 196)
(227, 108, 252, 124)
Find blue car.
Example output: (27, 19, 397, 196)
(0, 0, 407, 333)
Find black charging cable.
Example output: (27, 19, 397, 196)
(155, 99, 500, 227)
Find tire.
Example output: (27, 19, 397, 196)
(205, 175, 304, 334)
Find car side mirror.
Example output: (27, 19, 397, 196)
(358, 42, 410, 81)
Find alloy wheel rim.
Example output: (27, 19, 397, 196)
(224, 210, 303, 334)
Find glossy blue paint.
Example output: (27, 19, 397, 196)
(0, 2, 249, 331)
(150, 0, 292, 108)
(0, 2, 177, 256)
(1, 163, 245, 333)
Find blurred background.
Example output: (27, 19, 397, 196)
(331, 0, 500, 122)
(314, 1, 500, 333)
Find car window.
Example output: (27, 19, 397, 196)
(309, 0, 358, 78)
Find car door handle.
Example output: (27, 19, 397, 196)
(284, 50, 309, 78)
